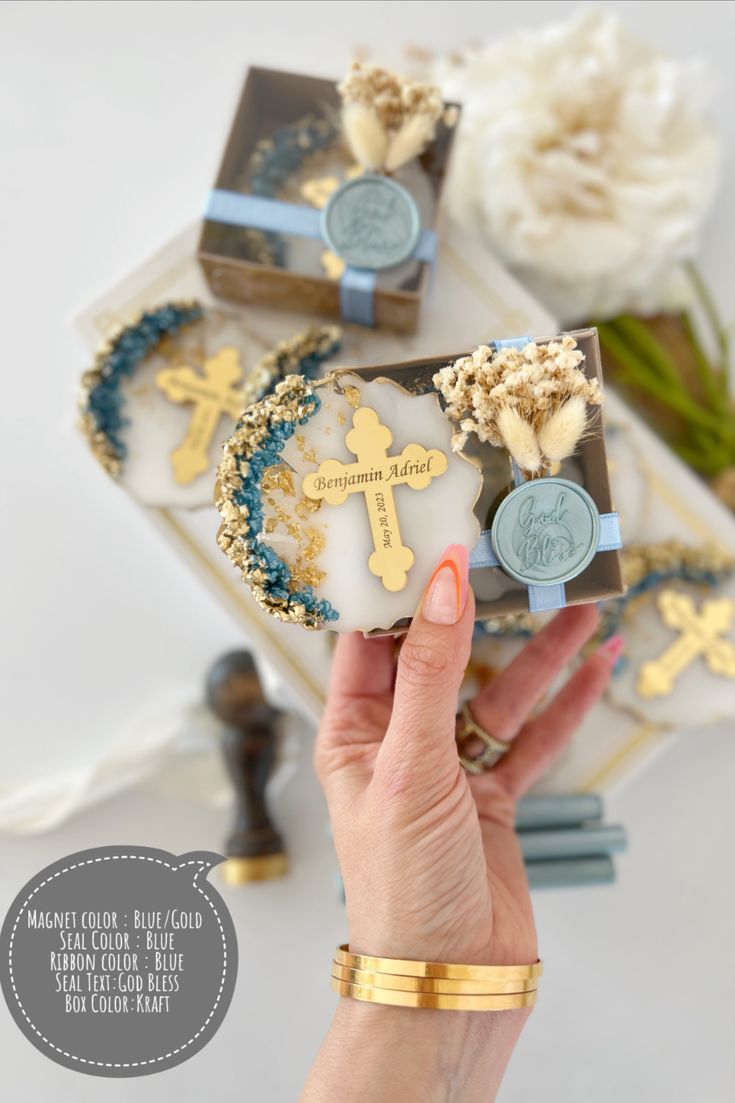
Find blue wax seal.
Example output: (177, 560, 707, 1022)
(320, 175, 421, 270)
(491, 477, 601, 587)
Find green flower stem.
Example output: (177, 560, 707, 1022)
(596, 322, 731, 440)
(688, 424, 723, 465)
(609, 314, 682, 387)
(675, 417, 732, 473)
(680, 311, 731, 417)
(674, 438, 729, 476)
(596, 262, 735, 482)
(685, 261, 731, 391)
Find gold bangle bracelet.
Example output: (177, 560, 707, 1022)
(335, 945, 543, 982)
(331, 978, 538, 1011)
(331, 962, 538, 995)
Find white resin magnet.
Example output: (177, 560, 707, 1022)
(216, 372, 482, 632)
(79, 305, 341, 511)
(79, 302, 252, 509)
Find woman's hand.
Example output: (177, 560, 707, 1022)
(304, 544, 622, 1102)
(316, 544, 621, 968)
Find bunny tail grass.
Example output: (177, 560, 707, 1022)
(341, 102, 388, 172)
(385, 114, 437, 173)
(537, 395, 589, 463)
(497, 406, 543, 474)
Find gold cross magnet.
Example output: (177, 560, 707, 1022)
(302, 406, 448, 593)
(637, 589, 735, 699)
(155, 346, 243, 484)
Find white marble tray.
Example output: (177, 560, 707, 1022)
(76, 222, 735, 796)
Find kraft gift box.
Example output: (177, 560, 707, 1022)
(197, 67, 459, 335)
(352, 327, 624, 635)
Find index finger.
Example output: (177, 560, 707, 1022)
(470, 605, 600, 743)
(319, 633, 396, 746)
(328, 632, 396, 702)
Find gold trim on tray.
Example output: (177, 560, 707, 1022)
(441, 243, 535, 336)
(641, 463, 724, 548)
(580, 722, 670, 792)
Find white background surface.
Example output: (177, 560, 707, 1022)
(1, 2, 734, 1100)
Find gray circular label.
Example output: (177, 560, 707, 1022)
(320, 175, 421, 269)
(0, 846, 237, 1077)
(491, 477, 600, 586)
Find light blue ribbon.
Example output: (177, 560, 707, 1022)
(494, 336, 532, 350)
(205, 191, 322, 238)
(203, 189, 437, 327)
(340, 269, 378, 327)
(468, 513, 622, 612)
(467, 335, 622, 614)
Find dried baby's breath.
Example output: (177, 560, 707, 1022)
(433, 336, 602, 473)
(338, 61, 450, 173)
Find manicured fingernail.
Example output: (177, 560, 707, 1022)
(598, 634, 624, 662)
(422, 545, 469, 625)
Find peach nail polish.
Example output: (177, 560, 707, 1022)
(422, 545, 469, 625)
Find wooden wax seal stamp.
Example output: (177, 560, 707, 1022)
(206, 650, 288, 883)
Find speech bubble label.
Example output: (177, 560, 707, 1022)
(0, 846, 238, 1077)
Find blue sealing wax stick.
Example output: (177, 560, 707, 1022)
(515, 794, 603, 831)
(519, 825, 627, 862)
(526, 856, 616, 890)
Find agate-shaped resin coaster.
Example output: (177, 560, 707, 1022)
(216, 372, 481, 632)
(79, 301, 340, 510)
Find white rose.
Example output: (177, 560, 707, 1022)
(434, 9, 720, 322)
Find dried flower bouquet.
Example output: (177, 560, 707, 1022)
(433, 336, 601, 476)
(338, 61, 457, 174)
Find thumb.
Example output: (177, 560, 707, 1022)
(375, 545, 474, 794)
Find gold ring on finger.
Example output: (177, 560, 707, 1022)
(456, 702, 511, 774)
